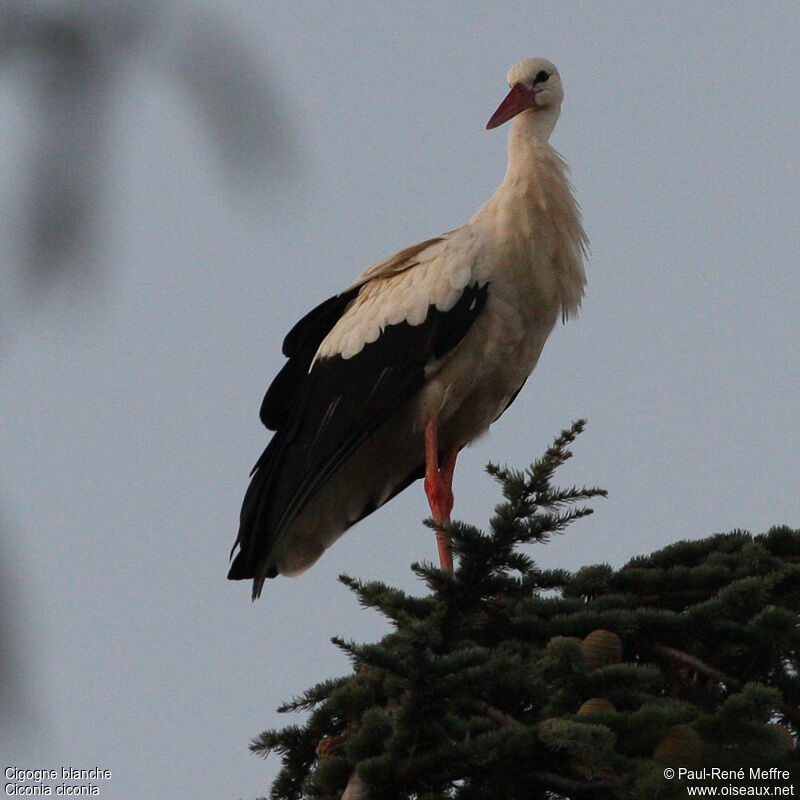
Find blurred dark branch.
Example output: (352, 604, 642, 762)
(1, 0, 294, 288)
(0, 0, 296, 744)
(173, 13, 294, 180)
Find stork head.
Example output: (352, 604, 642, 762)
(486, 58, 563, 133)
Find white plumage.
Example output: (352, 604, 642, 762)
(229, 57, 588, 597)
(314, 234, 483, 362)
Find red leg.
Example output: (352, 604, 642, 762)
(423, 417, 460, 572)
(439, 443, 459, 489)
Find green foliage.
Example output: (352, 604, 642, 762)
(250, 422, 799, 799)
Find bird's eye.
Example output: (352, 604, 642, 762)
(533, 70, 549, 85)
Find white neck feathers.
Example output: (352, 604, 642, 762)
(477, 108, 588, 322)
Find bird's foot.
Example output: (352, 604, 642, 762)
(433, 526, 454, 573)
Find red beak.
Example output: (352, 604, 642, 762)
(486, 83, 535, 130)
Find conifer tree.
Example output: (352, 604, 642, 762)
(249, 421, 799, 799)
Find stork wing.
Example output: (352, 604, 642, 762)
(259, 234, 446, 431)
(229, 234, 488, 589)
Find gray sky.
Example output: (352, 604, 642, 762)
(2, 2, 799, 798)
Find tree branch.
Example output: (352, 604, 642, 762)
(653, 644, 800, 727)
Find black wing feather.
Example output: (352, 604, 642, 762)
(230, 282, 489, 586)
(260, 288, 360, 430)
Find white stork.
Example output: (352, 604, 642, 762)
(229, 58, 587, 597)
